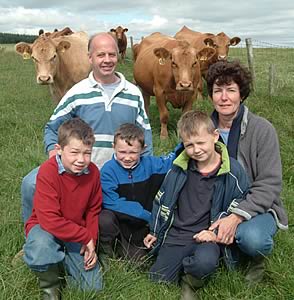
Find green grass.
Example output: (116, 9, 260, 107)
(0, 47, 293, 299)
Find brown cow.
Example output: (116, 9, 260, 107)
(15, 32, 90, 103)
(175, 26, 241, 96)
(133, 33, 215, 139)
(110, 26, 128, 62)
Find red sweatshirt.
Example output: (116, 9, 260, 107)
(25, 157, 102, 246)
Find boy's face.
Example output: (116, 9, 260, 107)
(114, 138, 143, 169)
(55, 138, 92, 174)
(182, 126, 219, 164)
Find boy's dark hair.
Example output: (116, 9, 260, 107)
(114, 123, 145, 148)
(177, 110, 216, 139)
(206, 60, 252, 101)
(58, 118, 95, 149)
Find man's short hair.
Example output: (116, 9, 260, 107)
(114, 123, 145, 148)
(177, 110, 216, 139)
(88, 32, 119, 54)
(206, 60, 252, 101)
(58, 118, 95, 149)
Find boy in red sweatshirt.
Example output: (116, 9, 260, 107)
(24, 118, 103, 299)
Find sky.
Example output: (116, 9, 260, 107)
(1, 0, 294, 46)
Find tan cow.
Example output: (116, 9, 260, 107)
(133, 33, 215, 139)
(175, 26, 241, 96)
(15, 31, 90, 103)
(110, 26, 128, 62)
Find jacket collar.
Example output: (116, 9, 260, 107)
(88, 71, 127, 91)
(173, 141, 230, 175)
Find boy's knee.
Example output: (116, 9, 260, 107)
(183, 254, 218, 279)
(99, 210, 120, 240)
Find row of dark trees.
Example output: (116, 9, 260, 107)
(0, 32, 37, 44)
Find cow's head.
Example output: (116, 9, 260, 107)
(110, 26, 128, 41)
(154, 41, 215, 91)
(15, 36, 71, 85)
(204, 32, 241, 60)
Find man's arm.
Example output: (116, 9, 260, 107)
(135, 91, 153, 156)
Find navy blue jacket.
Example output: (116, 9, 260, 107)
(149, 142, 250, 258)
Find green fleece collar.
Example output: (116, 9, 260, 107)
(173, 141, 230, 175)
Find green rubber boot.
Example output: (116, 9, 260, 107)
(98, 241, 115, 272)
(245, 256, 266, 285)
(180, 274, 204, 300)
(34, 264, 61, 300)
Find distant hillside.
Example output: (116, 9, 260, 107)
(0, 32, 37, 44)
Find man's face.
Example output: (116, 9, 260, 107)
(114, 138, 143, 169)
(57, 138, 92, 174)
(182, 126, 219, 164)
(88, 35, 118, 84)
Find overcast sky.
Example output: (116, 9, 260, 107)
(1, 0, 294, 46)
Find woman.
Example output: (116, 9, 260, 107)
(206, 60, 288, 283)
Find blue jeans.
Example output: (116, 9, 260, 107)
(21, 167, 39, 224)
(149, 242, 220, 283)
(236, 212, 277, 257)
(23, 225, 103, 291)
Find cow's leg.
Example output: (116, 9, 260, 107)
(142, 93, 151, 116)
(154, 93, 169, 139)
(182, 97, 194, 114)
(197, 78, 204, 100)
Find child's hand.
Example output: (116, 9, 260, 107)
(81, 239, 97, 271)
(143, 234, 157, 249)
(193, 230, 217, 243)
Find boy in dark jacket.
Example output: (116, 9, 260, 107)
(99, 123, 180, 261)
(144, 111, 250, 299)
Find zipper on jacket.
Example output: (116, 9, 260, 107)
(128, 169, 136, 200)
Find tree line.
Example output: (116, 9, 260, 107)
(0, 32, 37, 44)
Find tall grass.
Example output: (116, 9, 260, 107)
(0, 46, 293, 299)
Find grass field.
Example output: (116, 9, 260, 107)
(0, 45, 293, 300)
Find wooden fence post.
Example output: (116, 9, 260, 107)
(130, 36, 134, 49)
(245, 38, 256, 91)
(269, 64, 276, 97)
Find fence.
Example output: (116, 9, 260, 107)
(128, 36, 294, 96)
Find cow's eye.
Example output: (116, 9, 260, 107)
(31, 56, 38, 63)
(192, 61, 198, 67)
(51, 54, 57, 61)
(172, 61, 177, 68)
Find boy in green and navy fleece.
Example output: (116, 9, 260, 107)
(144, 111, 250, 298)
(99, 123, 181, 261)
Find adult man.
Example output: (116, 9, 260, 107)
(21, 32, 152, 224)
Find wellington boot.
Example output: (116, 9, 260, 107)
(245, 256, 265, 285)
(98, 241, 115, 272)
(180, 274, 204, 300)
(34, 264, 61, 300)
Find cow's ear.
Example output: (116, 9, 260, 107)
(57, 41, 71, 53)
(203, 38, 215, 48)
(154, 47, 170, 61)
(15, 42, 32, 59)
(110, 28, 115, 32)
(124, 28, 128, 32)
(230, 37, 241, 46)
(197, 47, 216, 61)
